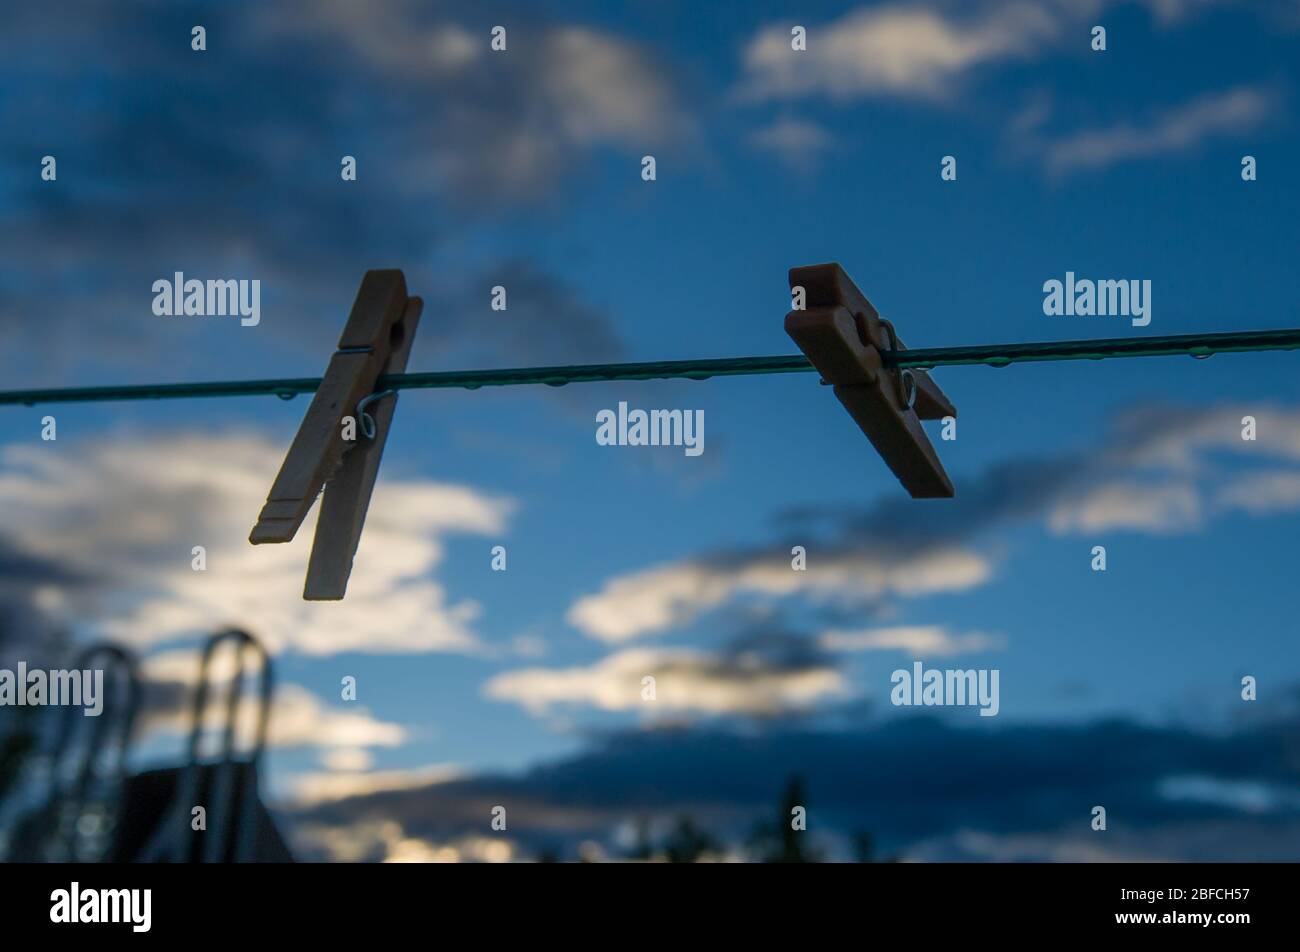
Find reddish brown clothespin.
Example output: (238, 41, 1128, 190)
(785, 262, 956, 498)
(250, 269, 423, 599)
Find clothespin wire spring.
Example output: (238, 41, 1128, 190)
(355, 390, 397, 442)
(877, 318, 917, 411)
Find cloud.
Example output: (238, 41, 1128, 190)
(0, 2, 667, 383)
(1158, 774, 1300, 813)
(487, 624, 1001, 722)
(485, 643, 846, 716)
(380, 833, 517, 863)
(249, 5, 688, 202)
(566, 546, 990, 642)
(143, 678, 406, 755)
(738, 2, 1242, 105)
(748, 118, 836, 171)
(1143, 0, 1229, 25)
(291, 818, 518, 863)
(1068, 404, 1300, 531)
(565, 403, 1300, 643)
(135, 649, 408, 761)
(432, 259, 627, 368)
(319, 748, 376, 772)
(1107, 403, 1300, 469)
(819, 625, 1006, 656)
(1216, 471, 1300, 514)
(122, 648, 414, 805)
(284, 693, 1300, 861)
(247, 5, 690, 201)
(254, 1, 481, 78)
(542, 28, 686, 148)
(289, 765, 464, 806)
(739, 3, 1061, 102)
(411, 258, 649, 415)
(0, 432, 513, 655)
(400, 24, 690, 202)
(736, 2, 1258, 183)
(1048, 480, 1203, 534)
(904, 823, 1295, 862)
(1041, 87, 1275, 176)
(0, 537, 85, 671)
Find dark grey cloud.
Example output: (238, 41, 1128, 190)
(775, 401, 1283, 547)
(718, 623, 837, 673)
(432, 259, 626, 367)
(563, 400, 1300, 643)
(0, 1, 684, 383)
(693, 402, 1296, 622)
(0, 539, 89, 670)
(284, 689, 1300, 861)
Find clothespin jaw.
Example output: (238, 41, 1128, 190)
(249, 269, 422, 599)
(785, 262, 956, 498)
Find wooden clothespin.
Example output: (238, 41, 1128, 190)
(785, 262, 957, 498)
(250, 269, 422, 599)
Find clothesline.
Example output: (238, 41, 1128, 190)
(1, 327, 1298, 407)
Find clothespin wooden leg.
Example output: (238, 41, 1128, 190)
(304, 296, 423, 600)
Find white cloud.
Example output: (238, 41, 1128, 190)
(288, 765, 463, 806)
(820, 625, 1005, 656)
(1048, 405, 1300, 533)
(1159, 775, 1300, 813)
(1143, 0, 1226, 25)
(749, 118, 835, 170)
(139, 649, 408, 754)
(1216, 471, 1300, 514)
(485, 647, 846, 716)
(1114, 405, 1300, 472)
(543, 28, 684, 147)
(255, 2, 480, 77)
(259, 7, 688, 201)
(909, 828, 1162, 862)
(319, 748, 376, 772)
(566, 547, 990, 642)
(738, 1, 1239, 104)
(294, 818, 515, 863)
(565, 404, 1300, 646)
(382, 833, 515, 864)
(738, 2, 1253, 181)
(418, 24, 689, 200)
(267, 685, 407, 750)
(739, 3, 1060, 102)
(1048, 480, 1203, 534)
(1043, 87, 1274, 175)
(0, 432, 514, 655)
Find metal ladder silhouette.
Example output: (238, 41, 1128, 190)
(0, 643, 139, 862)
(138, 628, 273, 863)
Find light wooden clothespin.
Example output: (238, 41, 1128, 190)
(250, 269, 422, 599)
(785, 262, 957, 498)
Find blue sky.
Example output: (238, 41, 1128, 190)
(2, 0, 1300, 861)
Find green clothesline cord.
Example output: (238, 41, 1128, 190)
(2, 327, 1299, 407)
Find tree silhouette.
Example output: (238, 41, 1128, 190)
(750, 775, 823, 863)
(852, 830, 876, 863)
(664, 815, 717, 863)
(627, 817, 654, 861)
(853, 829, 902, 863)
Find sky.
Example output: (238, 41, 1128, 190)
(2, 0, 1300, 862)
